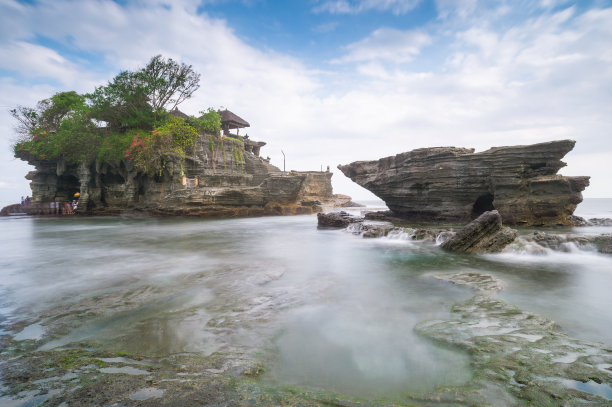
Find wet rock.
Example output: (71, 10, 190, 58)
(593, 235, 612, 254)
(523, 231, 592, 251)
(316, 211, 361, 228)
(589, 218, 612, 226)
(522, 232, 612, 254)
(0, 203, 25, 216)
(435, 231, 456, 245)
(339, 140, 589, 226)
(347, 223, 394, 238)
(571, 215, 590, 226)
(418, 271, 612, 406)
(435, 271, 504, 292)
(440, 210, 517, 254)
(410, 228, 445, 242)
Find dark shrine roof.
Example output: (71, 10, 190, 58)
(170, 108, 189, 120)
(220, 109, 250, 129)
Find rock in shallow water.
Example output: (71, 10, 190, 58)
(316, 211, 361, 228)
(519, 231, 612, 254)
(338, 140, 589, 226)
(417, 271, 612, 406)
(589, 218, 612, 226)
(440, 210, 517, 254)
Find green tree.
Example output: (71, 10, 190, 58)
(142, 55, 200, 113)
(87, 70, 155, 130)
(12, 55, 204, 169)
(10, 91, 87, 138)
(193, 108, 221, 135)
(87, 55, 200, 130)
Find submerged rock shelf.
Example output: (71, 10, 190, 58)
(416, 271, 612, 405)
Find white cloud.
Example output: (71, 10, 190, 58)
(314, 0, 422, 15)
(333, 28, 431, 63)
(0, 0, 611, 207)
(434, 0, 478, 21)
(0, 41, 102, 89)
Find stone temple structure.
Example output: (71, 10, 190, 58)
(14, 113, 350, 217)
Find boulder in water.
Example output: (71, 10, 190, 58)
(317, 211, 361, 228)
(593, 235, 612, 254)
(441, 210, 517, 254)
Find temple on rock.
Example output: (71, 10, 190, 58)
(12, 109, 351, 217)
(220, 109, 249, 136)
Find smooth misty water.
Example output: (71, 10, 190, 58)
(0, 199, 611, 398)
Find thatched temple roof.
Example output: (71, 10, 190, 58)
(170, 108, 189, 120)
(220, 109, 250, 129)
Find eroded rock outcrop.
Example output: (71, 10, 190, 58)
(0, 204, 25, 216)
(338, 140, 589, 226)
(15, 134, 347, 217)
(519, 231, 612, 254)
(316, 211, 360, 228)
(440, 210, 517, 254)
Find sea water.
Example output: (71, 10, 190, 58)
(0, 198, 611, 398)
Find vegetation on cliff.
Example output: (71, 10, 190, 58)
(11, 55, 221, 175)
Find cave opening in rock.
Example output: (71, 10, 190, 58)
(472, 193, 495, 219)
(101, 173, 125, 185)
(56, 174, 80, 202)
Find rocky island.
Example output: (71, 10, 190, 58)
(5, 56, 350, 217)
(339, 140, 589, 226)
(14, 119, 347, 217)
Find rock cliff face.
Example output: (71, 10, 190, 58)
(338, 140, 589, 226)
(16, 134, 347, 217)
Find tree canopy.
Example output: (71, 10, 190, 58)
(87, 55, 200, 130)
(11, 55, 221, 175)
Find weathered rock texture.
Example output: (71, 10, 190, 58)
(316, 211, 360, 228)
(15, 134, 347, 217)
(0, 204, 25, 216)
(520, 231, 612, 254)
(440, 210, 517, 254)
(339, 140, 589, 226)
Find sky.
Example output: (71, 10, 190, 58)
(1, 0, 611, 207)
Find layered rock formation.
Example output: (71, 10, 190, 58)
(339, 140, 589, 226)
(15, 134, 349, 217)
(440, 210, 517, 254)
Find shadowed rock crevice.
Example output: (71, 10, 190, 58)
(472, 193, 495, 219)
